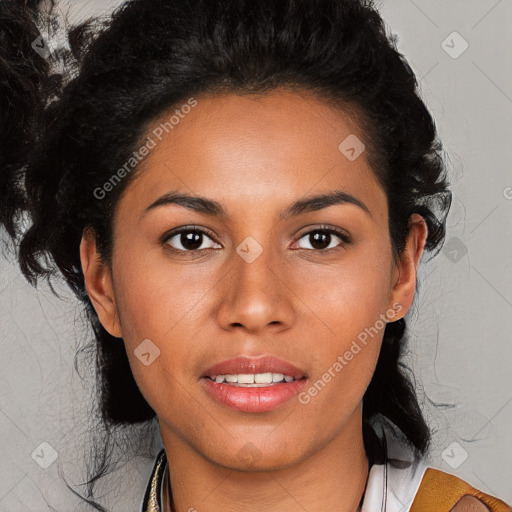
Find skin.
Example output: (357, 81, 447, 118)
(80, 89, 427, 512)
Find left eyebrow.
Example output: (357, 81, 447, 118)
(141, 189, 371, 220)
(279, 189, 372, 220)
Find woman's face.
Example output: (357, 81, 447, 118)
(81, 89, 425, 471)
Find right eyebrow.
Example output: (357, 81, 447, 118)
(142, 191, 226, 219)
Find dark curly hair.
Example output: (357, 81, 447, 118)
(1, 0, 451, 510)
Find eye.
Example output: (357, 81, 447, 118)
(161, 225, 350, 254)
(163, 227, 222, 253)
(294, 226, 350, 251)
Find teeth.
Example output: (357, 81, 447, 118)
(255, 372, 272, 384)
(209, 373, 297, 386)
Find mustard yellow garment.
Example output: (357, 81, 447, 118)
(410, 467, 512, 512)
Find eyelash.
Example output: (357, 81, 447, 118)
(161, 224, 351, 255)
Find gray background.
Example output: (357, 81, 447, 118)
(1, 0, 511, 510)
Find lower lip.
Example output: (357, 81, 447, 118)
(201, 377, 307, 413)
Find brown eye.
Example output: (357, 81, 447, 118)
(164, 228, 221, 252)
(295, 228, 350, 251)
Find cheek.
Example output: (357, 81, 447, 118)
(297, 240, 394, 338)
(108, 245, 211, 399)
(292, 242, 392, 406)
(111, 244, 211, 343)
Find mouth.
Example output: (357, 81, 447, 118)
(200, 355, 308, 413)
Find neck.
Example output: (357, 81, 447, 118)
(160, 408, 370, 512)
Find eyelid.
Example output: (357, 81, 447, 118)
(295, 224, 351, 240)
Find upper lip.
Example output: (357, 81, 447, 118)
(202, 356, 307, 380)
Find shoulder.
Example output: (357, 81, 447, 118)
(451, 495, 496, 512)
(363, 421, 511, 512)
(410, 467, 512, 512)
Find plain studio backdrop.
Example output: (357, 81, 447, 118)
(1, 1, 511, 510)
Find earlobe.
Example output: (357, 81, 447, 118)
(388, 214, 428, 319)
(79, 228, 123, 338)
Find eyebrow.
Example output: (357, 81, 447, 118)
(142, 189, 371, 220)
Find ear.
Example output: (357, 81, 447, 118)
(80, 228, 123, 338)
(387, 213, 428, 320)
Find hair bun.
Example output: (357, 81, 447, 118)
(0, 0, 50, 238)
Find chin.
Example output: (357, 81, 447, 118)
(205, 438, 312, 473)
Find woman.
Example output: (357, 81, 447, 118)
(1, 0, 510, 511)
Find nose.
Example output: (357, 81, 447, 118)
(215, 238, 295, 334)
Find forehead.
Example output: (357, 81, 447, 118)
(118, 89, 386, 219)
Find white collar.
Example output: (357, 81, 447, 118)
(361, 423, 428, 512)
(361, 457, 428, 511)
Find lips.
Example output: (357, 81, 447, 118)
(201, 355, 307, 380)
(200, 355, 308, 413)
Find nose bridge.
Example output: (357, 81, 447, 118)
(236, 234, 276, 286)
(216, 232, 294, 332)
